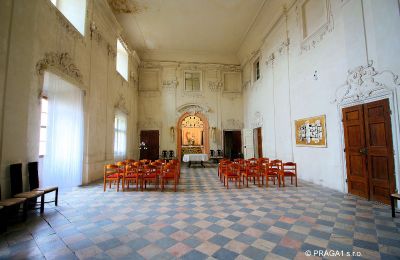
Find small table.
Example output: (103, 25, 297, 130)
(183, 154, 208, 168)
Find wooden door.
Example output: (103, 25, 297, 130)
(140, 130, 159, 160)
(224, 131, 242, 160)
(343, 105, 369, 199)
(343, 99, 395, 204)
(363, 100, 395, 204)
(242, 129, 254, 159)
(256, 127, 263, 158)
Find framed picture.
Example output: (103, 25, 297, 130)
(295, 115, 327, 147)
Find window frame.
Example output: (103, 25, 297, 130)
(39, 96, 49, 158)
(49, 0, 87, 36)
(116, 39, 129, 81)
(183, 70, 202, 92)
(253, 58, 261, 82)
(114, 112, 128, 160)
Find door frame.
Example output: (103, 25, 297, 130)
(335, 64, 400, 194)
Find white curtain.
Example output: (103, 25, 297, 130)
(114, 112, 127, 161)
(42, 71, 84, 188)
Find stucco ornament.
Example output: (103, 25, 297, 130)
(333, 61, 400, 104)
(115, 94, 129, 114)
(252, 111, 264, 128)
(208, 81, 223, 92)
(162, 79, 178, 89)
(223, 119, 243, 130)
(107, 0, 142, 14)
(177, 103, 210, 115)
(36, 52, 83, 84)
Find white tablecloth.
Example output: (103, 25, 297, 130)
(182, 154, 209, 162)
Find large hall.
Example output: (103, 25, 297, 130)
(0, 0, 400, 259)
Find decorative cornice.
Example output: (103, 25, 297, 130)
(36, 52, 83, 84)
(265, 53, 275, 67)
(332, 60, 400, 104)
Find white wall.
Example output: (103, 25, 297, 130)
(241, 0, 400, 192)
(138, 61, 243, 155)
(0, 0, 139, 197)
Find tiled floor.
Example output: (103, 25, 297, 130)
(1, 164, 400, 259)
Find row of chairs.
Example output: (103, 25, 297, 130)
(104, 159, 181, 192)
(0, 162, 58, 232)
(218, 158, 297, 189)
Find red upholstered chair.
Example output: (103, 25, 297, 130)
(264, 160, 282, 188)
(160, 163, 178, 192)
(104, 164, 121, 191)
(282, 162, 297, 187)
(123, 162, 141, 191)
(218, 160, 230, 182)
(223, 162, 241, 189)
(242, 159, 261, 187)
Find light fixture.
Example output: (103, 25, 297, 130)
(170, 126, 175, 141)
(139, 141, 148, 150)
(211, 127, 217, 142)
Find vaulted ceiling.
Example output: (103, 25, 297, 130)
(109, 0, 267, 63)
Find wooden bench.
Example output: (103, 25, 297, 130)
(390, 193, 400, 217)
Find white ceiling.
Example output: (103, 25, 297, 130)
(113, 0, 267, 63)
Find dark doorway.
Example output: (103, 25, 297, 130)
(253, 127, 263, 158)
(223, 130, 242, 160)
(342, 99, 395, 204)
(140, 130, 159, 160)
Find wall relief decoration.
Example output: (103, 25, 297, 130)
(208, 81, 223, 92)
(332, 60, 400, 105)
(115, 94, 129, 114)
(223, 119, 243, 130)
(138, 117, 162, 129)
(177, 103, 210, 115)
(297, 0, 334, 53)
(295, 115, 327, 147)
(162, 79, 178, 89)
(251, 111, 263, 128)
(107, 0, 146, 14)
(36, 52, 83, 84)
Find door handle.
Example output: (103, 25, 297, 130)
(359, 147, 368, 155)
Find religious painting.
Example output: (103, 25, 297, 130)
(295, 115, 327, 147)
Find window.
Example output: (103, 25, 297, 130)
(39, 97, 48, 157)
(116, 39, 129, 81)
(184, 72, 201, 92)
(254, 58, 260, 81)
(114, 112, 127, 161)
(50, 0, 87, 35)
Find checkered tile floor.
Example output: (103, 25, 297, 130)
(1, 164, 400, 259)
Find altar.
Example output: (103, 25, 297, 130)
(182, 154, 208, 168)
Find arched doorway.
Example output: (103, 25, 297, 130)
(177, 112, 209, 160)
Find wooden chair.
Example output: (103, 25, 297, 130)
(242, 159, 260, 187)
(142, 164, 160, 191)
(123, 163, 141, 191)
(169, 160, 180, 183)
(124, 159, 136, 164)
(258, 158, 269, 186)
(28, 162, 58, 206)
(140, 159, 151, 165)
(104, 164, 121, 191)
(282, 162, 297, 187)
(10, 163, 45, 213)
(160, 163, 178, 192)
(223, 163, 241, 189)
(218, 160, 230, 182)
(0, 185, 27, 232)
(264, 160, 282, 187)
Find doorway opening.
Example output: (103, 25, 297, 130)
(177, 112, 209, 160)
(140, 130, 159, 160)
(342, 98, 395, 204)
(253, 127, 263, 158)
(223, 130, 242, 160)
